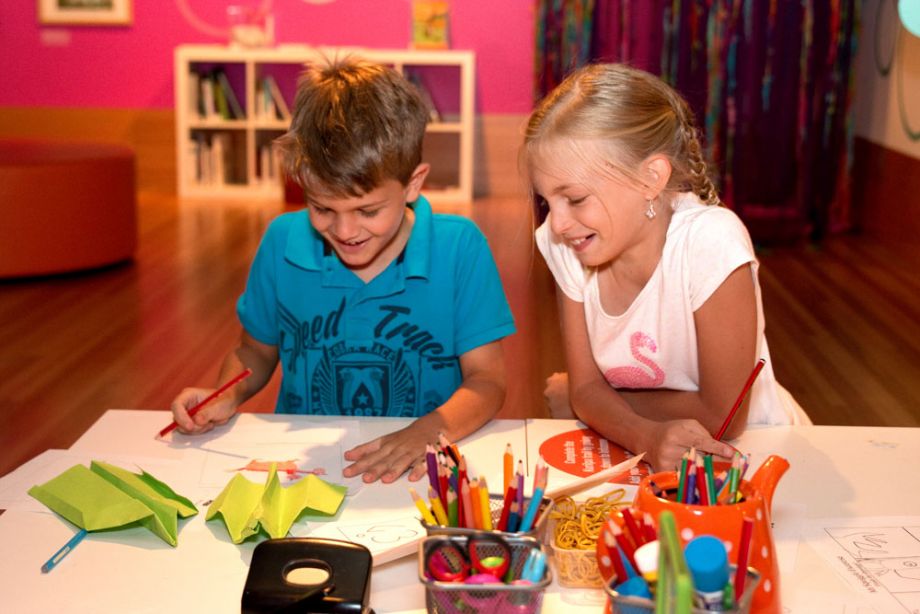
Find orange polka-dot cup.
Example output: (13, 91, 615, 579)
(599, 455, 789, 614)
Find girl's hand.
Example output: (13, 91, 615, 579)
(645, 419, 734, 471)
(343, 423, 435, 484)
(168, 387, 237, 435)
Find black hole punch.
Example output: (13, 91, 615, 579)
(243, 537, 372, 613)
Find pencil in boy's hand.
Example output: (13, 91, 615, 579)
(714, 359, 766, 440)
(156, 368, 253, 439)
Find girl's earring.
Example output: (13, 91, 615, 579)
(645, 197, 657, 220)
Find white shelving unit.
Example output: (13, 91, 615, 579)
(174, 44, 475, 203)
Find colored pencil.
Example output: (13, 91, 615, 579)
(695, 456, 708, 506)
(425, 445, 439, 497)
(715, 359, 766, 440)
(460, 479, 475, 529)
(621, 507, 644, 547)
(503, 443, 513, 495)
(41, 528, 88, 573)
(409, 487, 436, 525)
(156, 368, 253, 438)
(428, 486, 448, 526)
(469, 478, 483, 529)
(497, 483, 516, 531)
(603, 521, 629, 582)
(676, 452, 689, 503)
(734, 517, 754, 598)
(479, 476, 493, 530)
(446, 488, 459, 528)
(518, 471, 546, 533)
(703, 454, 716, 505)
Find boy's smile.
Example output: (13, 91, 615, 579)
(307, 176, 424, 282)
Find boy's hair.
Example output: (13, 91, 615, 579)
(524, 63, 719, 206)
(276, 56, 429, 198)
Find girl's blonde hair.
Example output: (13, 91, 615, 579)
(524, 63, 719, 206)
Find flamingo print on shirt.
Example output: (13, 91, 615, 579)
(604, 331, 665, 388)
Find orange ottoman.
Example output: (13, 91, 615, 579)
(0, 140, 137, 278)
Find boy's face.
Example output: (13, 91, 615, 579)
(306, 165, 428, 280)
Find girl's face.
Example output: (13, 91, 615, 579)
(529, 141, 651, 268)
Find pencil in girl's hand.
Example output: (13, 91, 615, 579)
(156, 368, 253, 439)
(714, 358, 766, 440)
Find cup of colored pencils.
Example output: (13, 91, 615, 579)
(409, 436, 554, 541)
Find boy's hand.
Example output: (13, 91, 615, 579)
(645, 419, 734, 472)
(343, 423, 435, 483)
(169, 388, 237, 435)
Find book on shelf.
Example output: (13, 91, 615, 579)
(215, 70, 245, 119)
(200, 77, 218, 120)
(264, 75, 291, 121)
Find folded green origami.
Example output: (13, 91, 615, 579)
(28, 461, 198, 546)
(206, 464, 346, 543)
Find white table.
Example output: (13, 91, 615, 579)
(1, 411, 918, 613)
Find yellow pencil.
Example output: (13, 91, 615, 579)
(409, 487, 437, 525)
(428, 486, 449, 526)
(479, 476, 493, 530)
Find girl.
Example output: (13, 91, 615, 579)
(525, 63, 806, 471)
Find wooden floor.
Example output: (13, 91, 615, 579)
(1, 192, 918, 477)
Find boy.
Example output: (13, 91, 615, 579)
(170, 58, 516, 483)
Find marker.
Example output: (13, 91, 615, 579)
(42, 528, 88, 573)
(685, 535, 729, 610)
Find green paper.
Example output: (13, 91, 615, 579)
(206, 464, 346, 543)
(27, 462, 198, 546)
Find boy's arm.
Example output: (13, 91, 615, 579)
(557, 287, 733, 472)
(169, 330, 279, 434)
(343, 340, 506, 483)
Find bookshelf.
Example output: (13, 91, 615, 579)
(174, 44, 475, 203)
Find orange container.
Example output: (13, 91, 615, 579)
(597, 455, 789, 614)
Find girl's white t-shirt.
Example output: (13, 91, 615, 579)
(535, 192, 802, 426)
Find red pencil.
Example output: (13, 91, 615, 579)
(734, 516, 755, 598)
(715, 359, 766, 440)
(156, 368, 253, 438)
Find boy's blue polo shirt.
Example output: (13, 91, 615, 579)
(237, 196, 516, 417)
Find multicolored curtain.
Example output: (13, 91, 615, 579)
(534, 0, 860, 243)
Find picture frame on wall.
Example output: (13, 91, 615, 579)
(38, 0, 133, 26)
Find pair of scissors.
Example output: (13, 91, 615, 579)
(424, 534, 511, 584)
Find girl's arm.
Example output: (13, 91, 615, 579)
(343, 339, 507, 483)
(559, 278, 735, 471)
(617, 264, 758, 439)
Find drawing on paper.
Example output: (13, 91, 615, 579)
(823, 524, 920, 612)
(199, 442, 346, 489)
(309, 517, 424, 565)
(233, 459, 327, 480)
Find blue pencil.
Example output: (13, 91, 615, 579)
(518, 487, 544, 533)
(42, 528, 88, 573)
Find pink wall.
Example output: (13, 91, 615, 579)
(0, 1, 534, 114)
